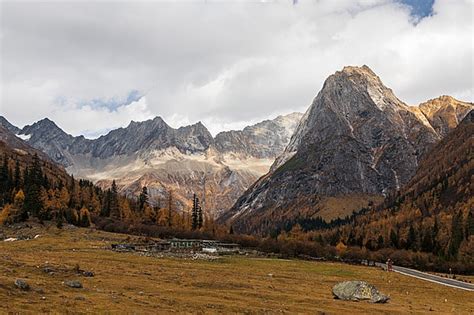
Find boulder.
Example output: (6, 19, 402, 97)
(332, 281, 389, 303)
(14, 279, 30, 291)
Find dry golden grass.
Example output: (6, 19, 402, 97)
(317, 194, 384, 221)
(0, 226, 473, 314)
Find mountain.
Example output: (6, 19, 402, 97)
(0, 124, 70, 186)
(0, 117, 20, 134)
(215, 113, 302, 159)
(4, 113, 302, 217)
(417, 95, 473, 137)
(324, 110, 473, 260)
(221, 65, 473, 235)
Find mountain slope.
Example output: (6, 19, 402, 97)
(221, 66, 472, 235)
(325, 110, 473, 261)
(6, 113, 302, 217)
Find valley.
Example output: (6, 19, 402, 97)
(1, 225, 473, 314)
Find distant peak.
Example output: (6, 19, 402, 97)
(340, 65, 377, 77)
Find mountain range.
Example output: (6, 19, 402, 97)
(221, 65, 473, 234)
(1, 65, 472, 233)
(1, 112, 302, 217)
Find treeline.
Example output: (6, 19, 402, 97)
(0, 153, 217, 233)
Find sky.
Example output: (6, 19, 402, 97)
(0, 0, 472, 138)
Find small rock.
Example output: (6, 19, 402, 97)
(41, 296, 46, 300)
(15, 279, 30, 290)
(64, 280, 83, 289)
(82, 271, 95, 277)
(43, 267, 55, 274)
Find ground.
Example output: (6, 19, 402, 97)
(0, 224, 473, 314)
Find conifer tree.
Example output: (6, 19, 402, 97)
(109, 180, 120, 218)
(13, 160, 21, 189)
(23, 154, 43, 217)
(406, 225, 417, 251)
(466, 210, 474, 238)
(448, 211, 464, 258)
(191, 194, 199, 230)
(139, 186, 148, 211)
(167, 190, 173, 227)
(389, 229, 399, 249)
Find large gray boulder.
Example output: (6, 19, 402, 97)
(332, 280, 389, 303)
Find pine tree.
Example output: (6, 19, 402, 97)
(377, 235, 384, 249)
(23, 154, 43, 217)
(466, 210, 474, 238)
(406, 225, 417, 251)
(0, 154, 10, 205)
(448, 211, 464, 258)
(192, 194, 199, 230)
(167, 190, 173, 227)
(138, 186, 148, 211)
(197, 204, 203, 229)
(421, 229, 433, 252)
(13, 160, 21, 189)
(109, 180, 120, 218)
(389, 229, 399, 249)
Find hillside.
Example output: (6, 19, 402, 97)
(322, 110, 473, 263)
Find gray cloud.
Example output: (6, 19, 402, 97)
(1, 0, 472, 137)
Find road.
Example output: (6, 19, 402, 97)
(375, 263, 474, 292)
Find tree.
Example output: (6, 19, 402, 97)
(23, 154, 43, 217)
(13, 160, 21, 189)
(109, 180, 120, 219)
(466, 210, 474, 238)
(138, 186, 148, 211)
(79, 207, 91, 227)
(192, 193, 199, 230)
(390, 229, 399, 249)
(377, 235, 384, 249)
(421, 229, 433, 253)
(406, 225, 417, 251)
(448, 211, 464, 258)
(167, 190, 173, 227)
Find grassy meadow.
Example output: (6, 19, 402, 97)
(0, 225, 472, 314)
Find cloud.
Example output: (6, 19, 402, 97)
(1, 0, 472, 137)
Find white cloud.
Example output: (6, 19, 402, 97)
(0, 0, 472, 136)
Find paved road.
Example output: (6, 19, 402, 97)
(375, 263, 474, 291)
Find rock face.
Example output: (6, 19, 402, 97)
(0, 113, 302, 217)
(215, 113, 302, 159)
(0, 116, 20, 134)
(417, 95, 473, 137)
(221, 66, 472, 234)
(332, 281, 389, 303)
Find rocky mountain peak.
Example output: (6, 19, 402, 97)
(418, 96, 473, 137)
(0, 116, 20, 134)
(222, 65, 448, 234)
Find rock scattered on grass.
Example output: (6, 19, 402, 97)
(64, 280, 83, 289)
(82, 271, 95, 277)
(332, 281, 389, 303)
(14, 279, 30, 291)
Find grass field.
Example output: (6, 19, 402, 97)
(0, 225, 473, 314)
